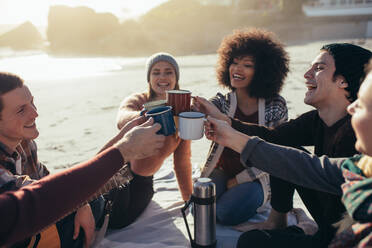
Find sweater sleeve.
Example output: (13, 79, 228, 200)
(173, 139, 193, 201)
(240, 137, 346, 195)
(0, 148, 124, 247)
(116, 92, 148, 129)
(231, 110, 318, 148)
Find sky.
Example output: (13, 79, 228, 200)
(0, 0, 169, 26)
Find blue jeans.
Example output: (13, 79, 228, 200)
(210, 168, 264, 226)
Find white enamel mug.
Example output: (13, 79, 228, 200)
(178, 112, 206, 140)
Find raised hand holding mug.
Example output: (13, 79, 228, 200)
(145, 106, 176, 136)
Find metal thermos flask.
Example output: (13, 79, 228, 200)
(181, 178, 217, 248)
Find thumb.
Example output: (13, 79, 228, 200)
(196, 96, 208, 105)
(132, 115, 147, 126)
(140, 117, 154, 127)
(73, 219, 80, 240)
(206, 115, 219, 125)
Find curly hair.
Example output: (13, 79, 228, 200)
(216, 28, 289, 98)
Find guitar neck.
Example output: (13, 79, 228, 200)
(87, 164, 133, 203)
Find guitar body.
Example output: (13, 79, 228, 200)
(27, 225, 60, 248)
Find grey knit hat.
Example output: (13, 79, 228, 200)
(321, 43, 372, 102)
(146, 52, 179, 82)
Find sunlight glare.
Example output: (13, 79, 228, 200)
(0, 0, 168, 26)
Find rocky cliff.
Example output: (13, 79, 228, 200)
(0, 21, 44, 50)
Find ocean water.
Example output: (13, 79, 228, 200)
(0, 38, 371, 172)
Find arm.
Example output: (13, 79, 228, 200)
(116, 93, 147, 129)
(205, 116, 346, 196)
(173, 140, 193, 201)
(0, 148, 124, 246)
(240, 137, 346, 195)
(230, 110, 317, 148)
(0, 118, 165, 246)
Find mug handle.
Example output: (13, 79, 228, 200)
(140, 108, 147, 116)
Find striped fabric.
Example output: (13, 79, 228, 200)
(201, 91, 288, 209)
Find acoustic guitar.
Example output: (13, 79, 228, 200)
(25, 165, 133, 248)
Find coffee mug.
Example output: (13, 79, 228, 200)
(166, 90, 191, 116)
(178, 112, 206, 140)
(145, 106, 176, 136)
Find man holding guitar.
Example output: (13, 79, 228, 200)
(0, 72, 164, 247)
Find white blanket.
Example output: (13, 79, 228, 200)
(99, 162, 297, 248)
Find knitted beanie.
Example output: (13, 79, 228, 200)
(146, 52, 179, 82)
(321, 43, 372, 102)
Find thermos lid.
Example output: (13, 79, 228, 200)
(193, 178, 216, 198)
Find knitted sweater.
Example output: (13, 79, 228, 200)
(117, 92, 192, 201)
(201, 91, 288, 210)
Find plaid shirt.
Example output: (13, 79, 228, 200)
(0, 139, 49, 192)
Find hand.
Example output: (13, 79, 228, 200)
(192, 96, 230, 123)
(114, 117, 165, 162)
(99, 116, 148, 153)
(205, 116, 236, 147)
(227, 178, 238, 189)
(73, 204, 96, 248)
(117, 115, 148, 139)
(205, 116, 249, 154)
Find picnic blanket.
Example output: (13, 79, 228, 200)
(99, 162, 297, 248)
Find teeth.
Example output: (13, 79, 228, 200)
(305, 83, 317, 89)
(233, 74, 244, 79)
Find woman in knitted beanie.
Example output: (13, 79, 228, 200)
(113, 52, 192, 228)
(193, 28, 289, 225)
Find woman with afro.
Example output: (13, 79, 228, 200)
(193, 28, 289, 225)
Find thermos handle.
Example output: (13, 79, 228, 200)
(181, 199, 194, 244)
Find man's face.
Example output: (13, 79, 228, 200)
(347, 72, 372, 156)
(303, 51, 344, 108)
(0, 85, 39, 149)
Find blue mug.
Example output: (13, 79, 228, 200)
(145, 106, 176, 136)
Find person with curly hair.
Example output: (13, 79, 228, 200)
(193, 28, 289, 225)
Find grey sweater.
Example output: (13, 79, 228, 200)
(240, 136, 347, 196)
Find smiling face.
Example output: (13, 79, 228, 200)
(149, 61, 177, 99)
(347, 72, 372, 156)
(0, 86, 39, 150)
(229, 56, 255, 90)
(303, 51, 347, 109)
